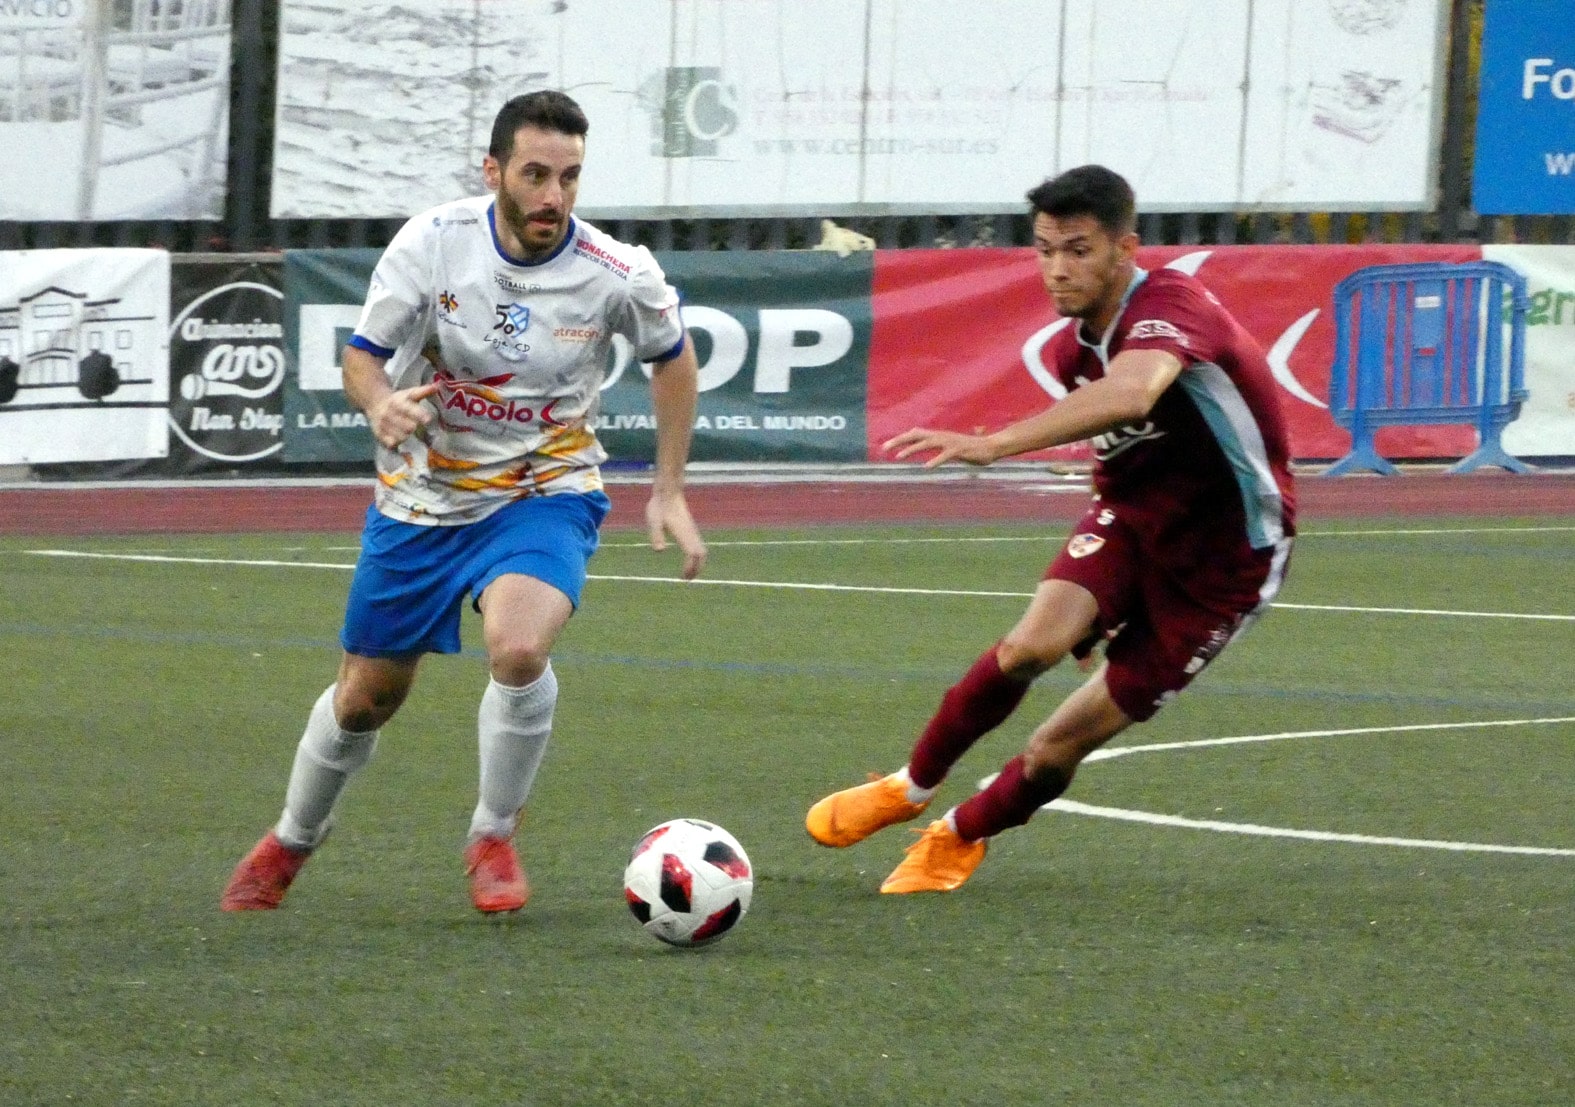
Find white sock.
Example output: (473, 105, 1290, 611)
(469, 665, 557, 842)
(895, 765, 937, 805)
(276, 685, 378, 851)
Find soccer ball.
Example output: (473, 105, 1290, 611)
(623, 818, 753, 947)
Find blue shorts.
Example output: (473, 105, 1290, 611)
(340, 491, 611, 658)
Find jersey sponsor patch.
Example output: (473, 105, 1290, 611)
(1127, 318, 1188, 345)
(1067, 533, 1106, 559)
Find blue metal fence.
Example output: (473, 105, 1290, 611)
(1326, 261, 1531, 476)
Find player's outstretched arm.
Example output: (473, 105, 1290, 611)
(342, 345, 439, 450)
(885, 349, 1184, 468)
(646, 336, 708, 580)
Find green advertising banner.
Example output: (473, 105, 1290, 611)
(282, 248, 380, 463)
(281, 246, 873, 465)
(599, 250, 872, 463)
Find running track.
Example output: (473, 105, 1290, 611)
(3, 471, 1574, 536)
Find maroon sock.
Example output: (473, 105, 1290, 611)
(952, 755, 1069, 841)
(907, 647, 1031, 790)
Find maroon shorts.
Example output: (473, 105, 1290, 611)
(1046, 504, 1291, 722)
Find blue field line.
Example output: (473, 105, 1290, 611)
(5, 620, 1573, 717)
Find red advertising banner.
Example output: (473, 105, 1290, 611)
(869, 243, 1484, 463)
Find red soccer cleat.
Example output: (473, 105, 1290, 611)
(464, 836, 530, 914)
(220, 831, 311, 911)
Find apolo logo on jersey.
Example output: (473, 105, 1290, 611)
(434, 370, 569, 428)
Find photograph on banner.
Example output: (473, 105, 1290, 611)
(167, 259, 285, 472)
(270, 0, 1445, 219)
(867, 244, 1500, 466)
(598, 252, 871, 464)
(0, 1, 231, 221)
(0, 248, 170, 465)
(1473, 0, 1575, 215)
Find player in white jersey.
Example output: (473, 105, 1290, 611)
(222, 91, 707, 915)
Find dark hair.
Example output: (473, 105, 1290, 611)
(489, 91, 590, 160)
(1025, 165, 1136, 237)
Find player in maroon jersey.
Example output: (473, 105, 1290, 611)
(806, 164, 1297, 893)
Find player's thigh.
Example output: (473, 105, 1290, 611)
(1103, 579, 1255, 724)
(477, 572, 575, 666)
(999, 578, 1102, 672)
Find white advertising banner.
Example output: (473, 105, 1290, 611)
(0, 0, 232, 221)
(1484, 245, 1575, 459)
(0, 248, 170, 464)
(271, 0, 1446, 220)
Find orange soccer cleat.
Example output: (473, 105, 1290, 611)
(220, 831, 312, 911)
(878, 819, 988, 894)
(805, 772, 930, 848)
(464, 835, 529, 913)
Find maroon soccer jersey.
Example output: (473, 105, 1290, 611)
(1045, 266, 1297, 576)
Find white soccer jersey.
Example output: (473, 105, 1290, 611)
(350, 196, 685, 524)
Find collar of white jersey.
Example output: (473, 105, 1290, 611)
(487, 205, 578, 268)
(1074, 267, 1149, 365)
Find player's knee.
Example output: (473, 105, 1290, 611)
(488, 637, 552, 686)
(1023, 732, 1083, 779)
(996, 634, 1064, 678)
(333, 680, 408, 732)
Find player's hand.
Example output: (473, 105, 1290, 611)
(646, 488, 708, 580)
(883, 427, 999, 468)
(368, 382, 440, 449)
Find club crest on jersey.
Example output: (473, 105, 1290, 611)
(1067, 533, 1105, 559)
(488, 302, 533, 361)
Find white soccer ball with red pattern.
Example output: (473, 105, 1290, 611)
(623, 818, 753, 947)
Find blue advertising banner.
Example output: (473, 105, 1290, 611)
(1474, 0, 1575, 215)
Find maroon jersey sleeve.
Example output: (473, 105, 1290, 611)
(1114, 277, 1229, 367)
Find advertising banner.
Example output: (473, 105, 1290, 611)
(272, 0, 1445, 219)
(281, 246, 871, 465)
(281, 248, 380, 463)
(0, 1, 231, 221)
(1473, 0, 1575, 215)
(598, 251, 870, 463)
(868, 244, 1488, 464)
(0, 248, 170, 464)
(1483, 245, 1575, 457)
(167, 258, 285, 471)
(282, 241, 1575, 471)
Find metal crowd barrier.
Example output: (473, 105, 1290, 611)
(1326, 261, 1532, 476)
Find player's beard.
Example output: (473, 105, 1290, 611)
(497, 189, 563, 258)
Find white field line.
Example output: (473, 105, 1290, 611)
(1024, 715, 1575, 857)
(598, 523, 1575, 549)
(22, 550, 1575, 621)
(1047, 800, 1575, 857)
(67, 523, 1575, 555)
(1083, 715, 1575, 762)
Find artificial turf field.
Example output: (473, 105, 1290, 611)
(2, 515, 1571, 1105)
